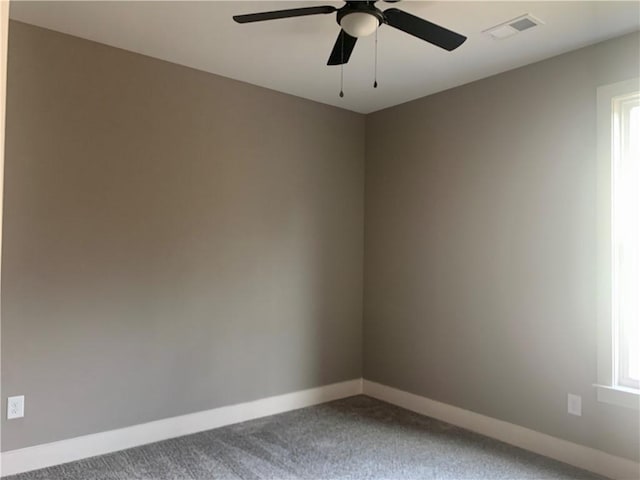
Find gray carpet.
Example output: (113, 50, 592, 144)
(6, 396, 606, 480)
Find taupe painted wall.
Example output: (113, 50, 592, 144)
(1, 21, 364, 451)
(3, 17, 638, 462)
(364, 31, 640, 461)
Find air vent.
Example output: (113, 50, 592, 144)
(484, 14, 544, 40)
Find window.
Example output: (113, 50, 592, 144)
(596, 78, 640, 409)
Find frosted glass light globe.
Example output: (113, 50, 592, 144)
(340, 12, 379, 38)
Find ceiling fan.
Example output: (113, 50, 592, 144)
(233, 1, 467, 66)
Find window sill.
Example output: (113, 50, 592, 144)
(594, 384, 640, 410)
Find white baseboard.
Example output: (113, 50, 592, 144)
(0, 378, 363, 477)
(3, 378, 637, 479)
(363, 380, 640, 480)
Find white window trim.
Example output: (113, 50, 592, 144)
(595, 77, 640, 410)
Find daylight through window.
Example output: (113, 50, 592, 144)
(612, 91, 640, 390)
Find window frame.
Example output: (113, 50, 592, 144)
(595, 77, 640, 410)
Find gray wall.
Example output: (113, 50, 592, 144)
(364, 31, 640, 462)
(2, 21, 364, 451)
(3, 17, 638, 463)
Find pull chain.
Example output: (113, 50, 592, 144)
(339, 32, 344, 98)
(373, 28, 378, 88)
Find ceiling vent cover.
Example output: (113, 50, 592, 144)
(484, 14, 544, 40)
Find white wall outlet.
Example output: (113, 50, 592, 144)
(7, 395, 25, 419)
(567, 393, 582, 416)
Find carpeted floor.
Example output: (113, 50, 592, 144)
(6, 395, 607, 480)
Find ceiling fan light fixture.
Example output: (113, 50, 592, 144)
(233, 2, 468, 67)
(340, 12, 379, 38)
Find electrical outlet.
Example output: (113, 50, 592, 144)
(7, 395, 24, 420)
(567, 393, 581, 416)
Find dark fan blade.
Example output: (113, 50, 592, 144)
(233, 6, 336, 24)
(327, 30, 357, 65)
(384, 8, 466, 51)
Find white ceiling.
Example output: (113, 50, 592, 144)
(9, 1, 640, 113)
